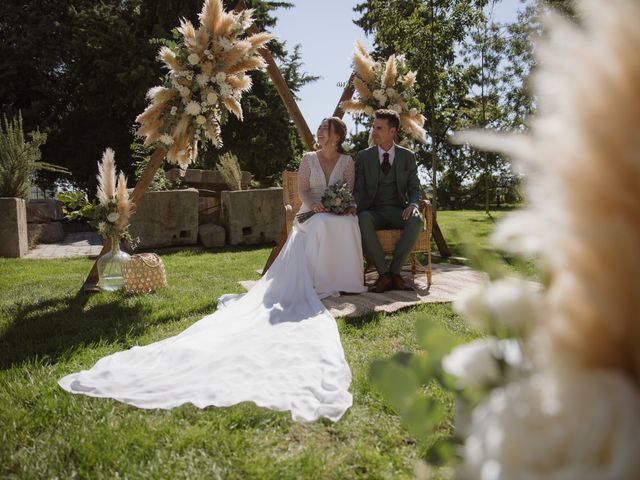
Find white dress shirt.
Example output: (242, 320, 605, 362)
(377, 145, 396, 166)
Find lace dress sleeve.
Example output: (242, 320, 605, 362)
(297, 154, 315, 208)
(342, 156, 356, 190)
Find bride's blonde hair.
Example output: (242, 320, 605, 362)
(322, 117, 348, 154)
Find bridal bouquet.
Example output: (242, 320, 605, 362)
(340, 40, 426, 148)
(135, 0, 274, 170)
(296, 180, 354, 223)
(371, 0, 640, 478)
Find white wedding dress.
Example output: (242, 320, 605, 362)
(58, 152, 366, 422)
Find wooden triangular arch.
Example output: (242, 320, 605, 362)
(84, 0, 448, 291)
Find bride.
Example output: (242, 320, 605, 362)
(59, 117, 366, 422)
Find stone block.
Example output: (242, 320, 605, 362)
(0, 197, 28, 258)
(166, 168, 252, 192)
(129, 189, 199, 248)
(198, 223, 226, 248)
(198, 196, 221, 225)
(27, 199, 63, 223)
(220, 188, 284, 246)
(28, 222, 64, 245)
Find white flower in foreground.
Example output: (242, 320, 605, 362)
(195, 115, 206, 125)
(215, 72, 227, 84)
(465, 369, 640, 480)
(185, 101, 201, 116)
(187, 53, 200, 65)
(159, 134, 174, 145)
(455, 277, 540, 331)
(206, 92, 219, 105)
(106, 212, 120, 223)
(443, 338, 519, 389)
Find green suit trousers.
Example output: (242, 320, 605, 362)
(357, 206, 423, 275)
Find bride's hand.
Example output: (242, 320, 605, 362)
(312, 203, 327, 213)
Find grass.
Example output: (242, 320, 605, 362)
(0, 210, 511, 479)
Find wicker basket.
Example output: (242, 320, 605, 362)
(122, 253, 167, 294)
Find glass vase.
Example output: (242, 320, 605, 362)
(97, 236, 131, 292)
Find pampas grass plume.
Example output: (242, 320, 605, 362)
(383, 54, 397, 87)
(96, 148, 117, 206)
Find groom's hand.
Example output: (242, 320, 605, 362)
(402, 204, 419, 220)
(342, 206, 357, 216)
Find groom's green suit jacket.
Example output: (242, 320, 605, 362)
(353, 145, 421, 211)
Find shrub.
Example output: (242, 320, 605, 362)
(0, 112, 67, 198)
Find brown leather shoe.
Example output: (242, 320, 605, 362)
(368, 273, 393, 293)
(391, 273, 413, 291)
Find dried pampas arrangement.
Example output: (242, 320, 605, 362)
(340, 40, 426, 149)
(447, 0, 640, 477)
(94, 148, 135, 240)
(136, 0, 274, 170)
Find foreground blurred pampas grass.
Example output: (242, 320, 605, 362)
(452, 0, 640, 477)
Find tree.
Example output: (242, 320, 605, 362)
(1, 0, 317, 193)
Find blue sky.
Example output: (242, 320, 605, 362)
(269, 1, 522, 137)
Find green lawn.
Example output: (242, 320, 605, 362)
(0, 210, 509, 479)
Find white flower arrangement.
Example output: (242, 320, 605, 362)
(135, 0, 275, 170)
(442, 0, 640, 477)
(340, 40, 426, 149)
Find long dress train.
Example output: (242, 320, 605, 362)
(59, 152, 365, 422)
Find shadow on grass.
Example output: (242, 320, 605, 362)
(343, 310, 386, 328)
(0, 289, 215, 370)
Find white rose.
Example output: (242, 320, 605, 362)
(178, 86, 190, 97)
(185, 101, 201, 116)
(373, 89, 384, 98)
(455, 277, 541, 331)
(206, 92, 219, 105)
(106, 212, 120, 223)
(386, 87, 397, 97)
(442, 338, 503, 389)
(196, 73, 209, 86)
(196, 115, 207, 125)
(464, 370, 640, 480)
(187, 53, 200, 65)
(215, 72, 227, 83)
(389, 103, 403, 113)
(159, 134, 174, 145)
(410, 107, 418, 116)
(219, 83, 232, 97)
(170, 106, 178, 116)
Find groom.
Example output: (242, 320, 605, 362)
(352, 109, 423, 293)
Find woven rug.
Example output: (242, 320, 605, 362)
(239, 263, 487, 318)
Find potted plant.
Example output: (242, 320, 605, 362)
(0, 113, 66, 257)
